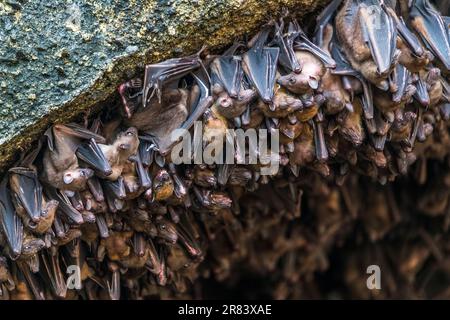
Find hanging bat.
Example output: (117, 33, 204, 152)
(277, 23, 335, 95)
(243, 25, 280, 103)
(41, 124, 106, 194)
(127, 70, 213, 155)
(315, 23, 352, 114)
(142, 48, 204, 106)
(8, 144, 59, 235)
(40, 249, 67, 298)
(95, 127, 139, 181)
(390, 12, 432, 72)
(335, 0, 398, 90)
(210, 45, 256, 120)
(118, 78, 143, 119)
(410, 0, 450, 71)
(329, 38, 374, 119)
(271, 17, 302, 73)
(313, 0, 343, 47)
(0, 177, 24, 259)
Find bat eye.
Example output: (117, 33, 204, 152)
(159, 224, 166, 230)
(289, 78, 296, 84)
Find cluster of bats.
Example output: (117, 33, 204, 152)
(0, 0, 449, 299)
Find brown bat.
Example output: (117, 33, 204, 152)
(9, 144, 59, 235)
(210, 43, 257, 120)
(126, 69, 213, 155)
(317, 23, 352, 114)
(41, 124, 106, 193)
(97, 127, 139, 181)
(335, 0, 398, 90)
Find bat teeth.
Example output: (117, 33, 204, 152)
(3, 2, 450, 300)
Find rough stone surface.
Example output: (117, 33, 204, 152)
(0, 0, 327, 173)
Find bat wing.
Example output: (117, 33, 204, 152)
(8, 167, 42, 223)
(76, 138, 112, 176)
(272, 19, 302, 73)
(359, 1, 397, 75)
(210, 55, 244, 98)
(102, 177, 126, 200)
(392, 64, 411, 103)
(396, 16, 425, 57)
(294, 31, 336, 68)
(133, 153, 152, 189)
(45, 187, 84, 225)
(413, 77, 430, 106)
(411, 0, 450, 70)
(142, 53, 202, 107)
(61, 123, 106, 143)
(40, 250, 67, 298)
(313, 0, 343, 47)
(311, 119, 328, 162)
(443, 16, 450, 41)
(180, 70, 214, 132)
(330, 41, 374, 119)
(138, 139, 154, 167)
(243, 27, 279, 103)
(0, 177, 23, 258)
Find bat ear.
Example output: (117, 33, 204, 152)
(308, 76, 319, 89)
(63, 172, 74, 184)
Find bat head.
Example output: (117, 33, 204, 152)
(155, 218, 178, 245)
(63, 168, 94, 189)
(21, 236, 45, 256)
(115, 127, 139, 157)
(277, 72, 321, 94)
(215, 91, 233, 109)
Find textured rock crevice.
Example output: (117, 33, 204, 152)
(0, 0, 326, 174)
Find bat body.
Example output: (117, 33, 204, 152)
(0, 177, 24, 259)
(97, 127, 139, 181)
(410, 0, 450, 71)
(243, 26, 280, 103)
(41, 124, 105, 193)
(127, 70, 212, 155)
(210, 52, 256, 119)
(9, 168, 58, 235)
(336, 0, 398, 90)
(277, 51, 326, 94)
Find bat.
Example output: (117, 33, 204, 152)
(40, 249, 67, 298)
(76, 138, 112, 177)
(210, 51, 256, 119)
(336, 0, 398, 90)
(410, 0, 450, 71)
(242, 25, 280, 103)
(271, 18, 302, 73)
(128, 70, 213, 155)
(41, 124, 106, 193)
(142, 49, 204, 106)
(313, 0, 343, 47)
(45, 186, 84, 225)
(330, 39, 374, 119)
(0, 177, 23, 259)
